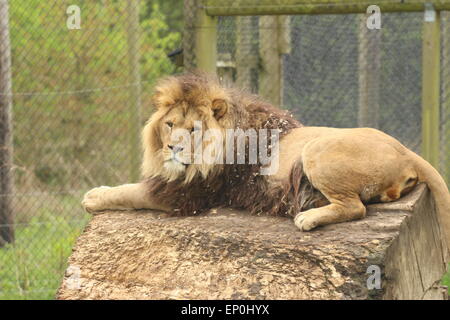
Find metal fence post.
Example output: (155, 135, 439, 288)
(259, 16, 290, 107)
(422, 5, 441, 169)
(184, 0, 217, 73)
(0, 0, 14, 246)
(126, 0, 141, 182)
(195, 1, 217, 73)
(442, 11, 450, 184)
(358, 14, 381, 129)
(236, 16, 258, 91)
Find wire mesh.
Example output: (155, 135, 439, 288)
(0, 0, 181, 299)
(0, 0, 449, 300)
(441, 11, 450, 188)
(216, 11, 449, 179)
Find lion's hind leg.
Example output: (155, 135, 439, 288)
(294, 195, 366, 231)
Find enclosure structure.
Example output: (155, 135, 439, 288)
(1, 0, 450, 300)
(184, 0, 450, 184)
(0, 0, 14, 246)
(0, 0, 184, 299)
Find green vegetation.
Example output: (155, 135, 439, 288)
(0, 194, 90, 300)
(1, 0, 182, 299)
(9, 0, 181, 189)
(1, 0, 449, 299)
(442, 266, 450, 293)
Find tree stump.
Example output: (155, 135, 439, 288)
(57, 184, 449, 300)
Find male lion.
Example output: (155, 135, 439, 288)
(82, 73, 450, 255)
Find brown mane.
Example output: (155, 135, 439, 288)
(144, 73, 328, 217)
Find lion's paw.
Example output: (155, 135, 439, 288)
(294, 212, 319, 231)
(81, 186, 112, 213)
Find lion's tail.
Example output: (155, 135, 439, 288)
(409, 150, 450, 256)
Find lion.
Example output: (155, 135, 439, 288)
(82, 73, 450, 257)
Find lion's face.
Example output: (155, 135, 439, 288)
(141, 75, 232, 183)
(158, 104, 223, 180)
(159, 106, 202, 172)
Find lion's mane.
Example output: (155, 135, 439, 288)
(143, 73, 327, 216)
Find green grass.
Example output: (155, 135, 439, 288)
(0, 195, 90, 300)
(442, 265, 450, 294)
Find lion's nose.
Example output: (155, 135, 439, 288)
(168, 145, 184, 153)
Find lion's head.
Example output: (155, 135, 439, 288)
(142, 73, 241, 183)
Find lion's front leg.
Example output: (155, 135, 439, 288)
(82, 183, 171, 213)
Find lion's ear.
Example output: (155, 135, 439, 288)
(152, 76, 181, 109)
(152, 92, 162, 109)
(152, 91, 172, 109)
(211, 99, 228, 120)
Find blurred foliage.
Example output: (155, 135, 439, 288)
(1, 0, 182, 300)
(145, 0, 183, 37)
(8, 0, 181, 190)
(140, 2, 181, 85)
(2, 0, 449, 300)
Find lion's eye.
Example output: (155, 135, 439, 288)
(190, 126, 200, 133)
(166, 121, 173, 128)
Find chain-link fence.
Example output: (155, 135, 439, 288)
(1, 0, 449, 300)
(0, 0, 181, 299)
(442, 11, 450, 186)
(213, 11, 449, 182)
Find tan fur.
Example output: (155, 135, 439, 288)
(286, 127, 450, 256)
(82, 73, 450, 259)
(82, 184, 171, 213)
(142, 74, 233, 183)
